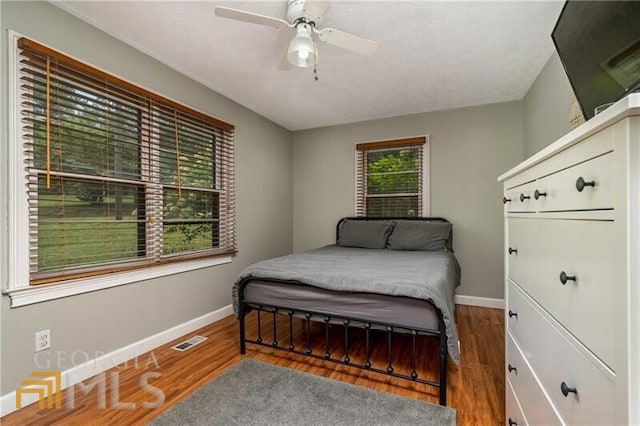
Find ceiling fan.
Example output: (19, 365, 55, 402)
(214, 0, 379, 71)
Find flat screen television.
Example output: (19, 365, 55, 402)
(552, 1, 640, 120)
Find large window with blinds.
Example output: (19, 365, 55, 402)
(355, 137, 428, 217)
(16, 38, 235, 285)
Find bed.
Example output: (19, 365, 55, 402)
(232, 217, 461, 406)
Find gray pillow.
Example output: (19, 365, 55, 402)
(387, 220, 452, 251)
(337, 219, 394, 249)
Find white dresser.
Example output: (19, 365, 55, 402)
(498, 93, 640, 426)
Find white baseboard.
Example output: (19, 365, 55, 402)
(454, 295, 504, 309)
(0, 304, 233, 417)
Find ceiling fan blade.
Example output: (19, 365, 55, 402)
(276, 27, 296, 71)
(303, 0, 330, 22)
(318, 28, 379, 56)
(214, 6, 290, 30)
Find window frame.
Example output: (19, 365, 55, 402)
(4, 31, 234, 307)
(354, 135, 430, 217)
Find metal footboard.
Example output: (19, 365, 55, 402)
(237, 283, 448, 406)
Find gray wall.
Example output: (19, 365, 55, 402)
(292, 101, 524, 300)
(0, 1, 292, 393)
(523, 52, 573, 157)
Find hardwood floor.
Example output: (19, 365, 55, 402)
(1, 305, 504, 425)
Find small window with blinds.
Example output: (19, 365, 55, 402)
(355, 137, 427, 217)
(17, 38, 236, 285)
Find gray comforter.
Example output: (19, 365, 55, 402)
(232, 245, 461, 363)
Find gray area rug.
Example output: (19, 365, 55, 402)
(150, 359, 456, 425)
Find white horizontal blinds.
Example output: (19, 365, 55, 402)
(19, 38, 235, 284)
(218, 127, 236, 252)
(355, 137, 425, 217)
(355, 149, 368, 216)
(20, 42, 148, 281)
(126, 101, 235, 260)
(153, 105, 235, 257)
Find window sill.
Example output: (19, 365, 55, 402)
(3, 255, 232, 308)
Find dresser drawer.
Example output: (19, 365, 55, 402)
(533, 152, 613, 213)
(507, 379, 528, 426)
(507, 218, 617, 367)
(507, 333, 563, 425)
(507, 281, 615, 425)
(506, 219, 527, 288)
(504, 181, 537, 213)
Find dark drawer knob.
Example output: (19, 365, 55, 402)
(534, 189, 547, 200)
(520, 193, 530, 202)
(576, 176, 596, 192)
(503, 197, 512, 204)
(508, 418, 517, 426)
(508, 364, 517, 374)
(508, 247, 518, 255)
(561, 381, 578, 397)
(508, 310, 518, 319)
(559, 271, 577, 285)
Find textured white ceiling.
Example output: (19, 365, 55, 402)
(54, 1, 564, 131)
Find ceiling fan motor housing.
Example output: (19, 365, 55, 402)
(286, 0, 323, 26)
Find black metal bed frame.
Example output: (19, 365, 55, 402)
(237, 217, 453, 406)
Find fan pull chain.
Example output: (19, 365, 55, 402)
(313, 38, 319, 81)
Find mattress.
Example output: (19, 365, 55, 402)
(243, 279, 440, 332)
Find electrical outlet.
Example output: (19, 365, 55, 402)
(35, 329, 51, 352)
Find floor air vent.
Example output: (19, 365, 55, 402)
(171, 335, 207, 352)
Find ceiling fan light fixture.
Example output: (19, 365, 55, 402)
(287, 23, 317, 68)
(214, 4, 379, 72)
